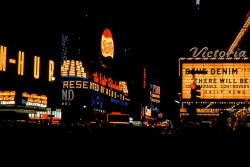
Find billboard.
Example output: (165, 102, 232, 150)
(150, 84, 160, 103)
(0, 45, 55, 81)
(0, 91, 16, 105)
(61, 60, 130, 110)
(100, 28, 114, 69)
(182, 62, 250, 100)
(101, 28, 114, 59)
(22, 92, 47, 108)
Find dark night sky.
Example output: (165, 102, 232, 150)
(0, 1, 249, 119)
(1, 1, 249, 68)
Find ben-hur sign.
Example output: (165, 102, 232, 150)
(182, 62, 250, 100)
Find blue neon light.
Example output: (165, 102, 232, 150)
(61, 76, 88, 80)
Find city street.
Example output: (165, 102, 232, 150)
(0, 2, 250, 157)
(1, 123, 249, 154)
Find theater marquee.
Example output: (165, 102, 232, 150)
(181, 62, 250, 100)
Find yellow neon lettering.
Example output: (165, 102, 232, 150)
(18, 51, 25, 75)
(48, 60, 54, 82)
(34, 56, 40, 79)
(63, 81, 69, 88)
(76, 81, 82, 88)
(69, 81, 74, 88)
(9, 59, 16, 64)
(83, 81, 89, 89)
(0, 45, 7, 71)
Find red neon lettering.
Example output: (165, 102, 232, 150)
(93, 72, 99, 83)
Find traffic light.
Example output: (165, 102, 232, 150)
(190, 84, 201, 100)
(190, 84, 200, 122)
(196, 85, 201, 99)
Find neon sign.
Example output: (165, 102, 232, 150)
(145, 106, 152, 117)
(101, 28, 114, 59)
(119, 81, 128, 94)
(0, 45, 55, 81)
(61, 34, 69, 63)
(60, 60, 129, 94)
(190, 47, 247, 58)
(62, 80, 126, 100)
(182, 62, 250, 99)
(61, 59, 130, 107)
(150, 84, 160, 104)
(61, 89, 74, 106)
(61, 60, 87, 78)
(110, 97, 128, 106)
(22, 92, 47, 108)
(0, 45, 7, 71)
(0, 91, 16, 105)
(93, 72, 127, 92)
(143, 68, 146, 89)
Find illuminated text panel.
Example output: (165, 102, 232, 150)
(182, 63, 250, 99)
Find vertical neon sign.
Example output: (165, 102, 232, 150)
(0, 45, 7, 72)
(143, 68, 146, 89)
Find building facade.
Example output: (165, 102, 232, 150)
(0, 43, 61, 124)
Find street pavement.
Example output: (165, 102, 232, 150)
(0, 124, 249, 155)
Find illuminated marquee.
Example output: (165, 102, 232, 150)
(0, 45, 55, 81)
(0, 91, 16, 105)
(62, 80, 126, 101)
(101, 28, 114, 59)
(22, 92, 47, 108)
(61, 60, 128, 94)
(182, 62, 250, 100)
(61, 59, 129, 107)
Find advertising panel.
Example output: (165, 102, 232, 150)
(100, 28, 114, 69)
(101, 28, 114, 59)
(0, 91, 16, 105)
(150, 84, 160, 103)
(22, 92, 47, 108)
(182, 62, 250, 100)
